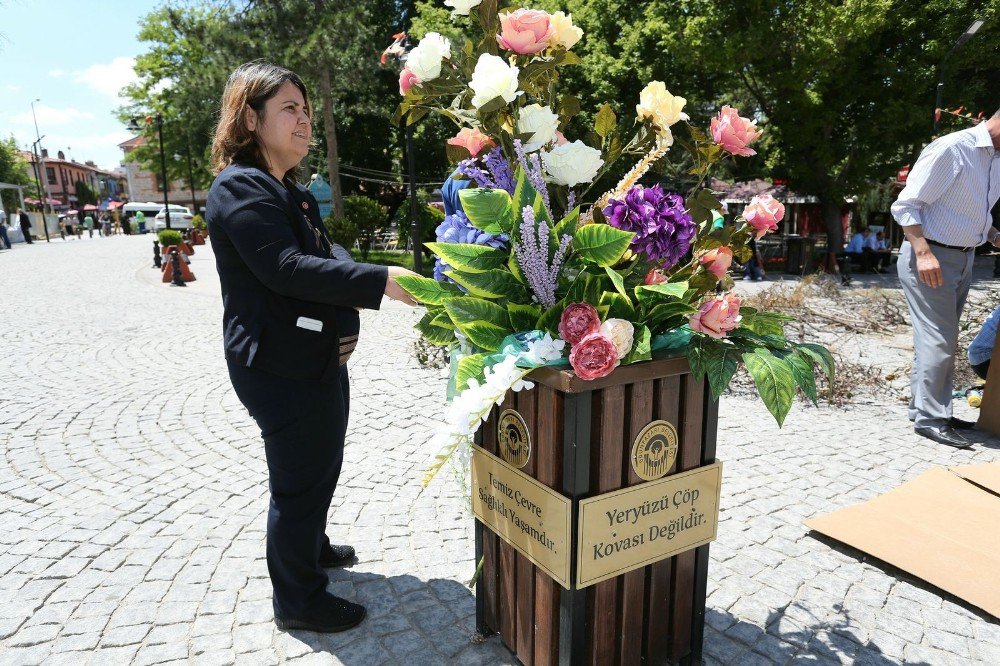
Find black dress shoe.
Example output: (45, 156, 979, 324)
(275, 594, 366, 633)
(948, 416, 977, 430)
(914, 425, 972, 449)
(319, 543, 356, 568)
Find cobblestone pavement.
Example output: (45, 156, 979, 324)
(1, 236, 999, 665)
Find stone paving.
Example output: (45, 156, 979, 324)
(0, 234, 999, 665)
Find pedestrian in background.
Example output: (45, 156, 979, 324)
(101, 213, 111, 237)
(83, 213, 94, 238)
(891, 106, 1000, 449)
(0, 209, 10, 249)
(18, 208, 33, 244)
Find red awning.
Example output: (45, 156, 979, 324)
(82, 204, 98, 211)
(24, 197, 39, 204)
(67, 209, 79, 215)
(107, 201, 124, 209)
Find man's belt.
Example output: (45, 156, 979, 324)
(925, 238, 976, 253)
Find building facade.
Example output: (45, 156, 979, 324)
(118, 136, 207, 213)
(20, 149, 129, 207)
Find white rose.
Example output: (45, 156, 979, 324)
(469, 53, 521, 109)
(444, 0, 483, 16)
(636, 81, 688, 136)
(407, 32, 451, 82)
(549, 11, 583, 50)
(541, 140, 604, 187)
(600, 319, 635, 359)
(517, 104, 560, 152)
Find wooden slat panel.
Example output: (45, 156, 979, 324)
(516, 389, 538, 666)
(668, 375, 705, 661)
(498, 392, 518, 650)
(530, 355, 690, 393)
(588, 385, 625, 666)
(481, 405, 500, 633)
(534, 385, 562, 666)
(646, 376, 681, 664)
(620, 381, 654, 666)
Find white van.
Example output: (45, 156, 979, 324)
(122, 202, 163, 233)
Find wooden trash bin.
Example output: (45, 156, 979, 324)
(473, 354, 720, 666)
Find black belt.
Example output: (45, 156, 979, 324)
(925, 238, 975, 253)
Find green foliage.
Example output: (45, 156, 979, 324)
(343, 195, 386, 260)
(158, 229, 183, 248)
(0, 136, 33, 212)
(191, 214, 206, 231)
(74, 181, 98, 206)
(323, 215, 360, 250)
(396, 202, 446, 251)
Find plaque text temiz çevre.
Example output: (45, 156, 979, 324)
(470, 445, 573, 589)
(576, 462, 723, 588)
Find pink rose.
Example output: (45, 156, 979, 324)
(496, 9, 554, 55)
(711, 105, 762, 157)
(699, 246, 734, 280)
(399, 68, 419, 96)
(558, 302, 600, 346)
(689, 293, 742, 339)
(743, 194, 785, 239)
(569, 332, 620, 380)
(644, 268, 668, 285)
(553, 129, 569, 146)
(447, 127, 496, 158)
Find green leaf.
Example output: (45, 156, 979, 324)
(701, 340, 742, 401)
(605, 293, 636, 320)
(565, 271, 604, 305)
(553, 206, 580, 239)
(415, 311, 457, 346)
(604, 266, 629, 300)
(557, 95, 581, 127)
(394, 275, 464, 306)
(536, 302, 564, 336)
(595, 103, 617, 139)
(508, 303, 542, 332)
(743, 348, 798, 426)
(787, 349, 819, 405)
(511, 168, 537, 220)
(425, 243, 507, 273)
(797, 342, 836, 391)
(458, 188, 514, 234)
(646, 301, 697, 328)
(444, 297, 512, 351)
(445, 143, 473, 164)
(687, 339, 707, 382)
(573, 224, 634, 267)
(446, 269, 529, 302)
(456, 353, 488, 392)
(622, 324, 651, 365)
(430, 310, 454, 329)
(740, 309, 791, 337)
(635, 281, 690, 302)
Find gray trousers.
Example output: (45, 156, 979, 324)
(897, 241, 975, 428)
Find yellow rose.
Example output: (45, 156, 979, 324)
(636, 81, 688, 136)
(549, 11, 583, 50)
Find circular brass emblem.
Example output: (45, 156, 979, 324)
(630, 420, 678, 481)
(497, 409, 531, 469)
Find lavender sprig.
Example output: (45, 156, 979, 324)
(455, 159, 497, 189)
(513, 205, 570, 310)
(513, 140, 554, 223)
(483, 147, 515, 195)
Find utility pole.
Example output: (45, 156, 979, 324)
(30, 99, 52, 241)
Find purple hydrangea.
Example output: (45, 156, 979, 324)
(434, 211, 509, 286)
(603, 185, 696, 268)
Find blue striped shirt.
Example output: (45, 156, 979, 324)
(969, 304, 1000, 366)
(891, 122, 999, 247)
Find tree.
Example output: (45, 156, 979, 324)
(0, 136, 33, 213)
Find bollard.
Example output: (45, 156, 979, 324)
(153, 240, 162, 269)
(170, 250, 187, 287)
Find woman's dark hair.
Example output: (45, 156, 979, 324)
(211, 60, 312, 179)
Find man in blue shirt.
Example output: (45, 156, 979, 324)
(845, 228, 873, 272)
(969, 305, 1000, 380)
(891, 107, 1000, 448)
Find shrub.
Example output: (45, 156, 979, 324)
(191, 214, 206, 231)
(158, 229, 183, 248)
(344, 195, 386, 260)
(396, 203, 445, 255)
(324, 216, 360, 250)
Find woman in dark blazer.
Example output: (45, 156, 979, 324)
(206, 61, 417, 633)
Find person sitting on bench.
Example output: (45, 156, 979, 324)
(969, 304, 1000, 380)
(845, 228, 874, 272)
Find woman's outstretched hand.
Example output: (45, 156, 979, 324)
(384, 266, 420, 306)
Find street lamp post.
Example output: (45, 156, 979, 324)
(934, 19, 985, 134)
(128, 113, 171, 229)
(30, 99, 52, 242)
(398, 35, 423, 274)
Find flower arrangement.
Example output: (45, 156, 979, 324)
(389, 2, 834, 485)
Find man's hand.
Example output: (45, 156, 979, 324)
(915, 248, 942, 288)
(384, 266, 420, 306)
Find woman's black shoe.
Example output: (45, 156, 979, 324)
(319, 543, 356, 567)
(274, 595, 367, 633)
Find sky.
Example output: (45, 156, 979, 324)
(0, 0, 161, 171)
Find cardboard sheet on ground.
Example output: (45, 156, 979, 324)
(804, 467, 1000, 619)
(951, 461, 1000, 495)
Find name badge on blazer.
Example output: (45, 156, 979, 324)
(296, 316, 323, 333)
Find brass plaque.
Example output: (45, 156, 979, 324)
(576, 462, 723, 588)
(471, 445, 572, 589)
(631, 420, 679, 481)
(497, 409, 531, 469)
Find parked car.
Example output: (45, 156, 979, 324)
(153, 205, 194, 230)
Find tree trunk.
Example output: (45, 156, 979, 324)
(821, 196, 845, 274)
(320, 67, 344, 219)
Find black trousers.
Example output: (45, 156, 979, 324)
(21, 225, 32, 243)
(228, 360, 350, 619)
